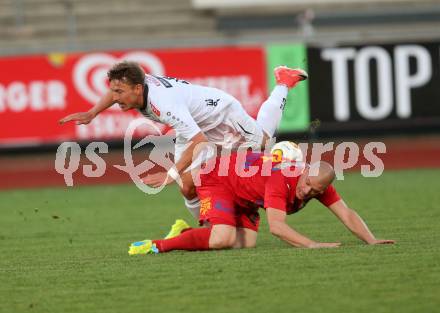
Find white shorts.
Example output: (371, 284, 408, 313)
(174, 99, 265, 171)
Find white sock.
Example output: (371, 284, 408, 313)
(184, 197, 200, 220)
(256, 85, 288, 137)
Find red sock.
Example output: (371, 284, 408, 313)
(153, 227, 211, 252)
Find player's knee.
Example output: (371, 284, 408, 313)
(210, 237, 235, 249)
(233, 235, 257, 249)
(234, 241, 255, 249)
(209, 230, 236, 249)
(243, 241, 256, 248)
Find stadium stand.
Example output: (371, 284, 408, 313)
(193, 0, 440, 44)
(0, 0, 216, 55)
(1, 0, 440, 56)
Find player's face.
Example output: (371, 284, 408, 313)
(296, 169, 326, 200)
(109, 79, 143, 111)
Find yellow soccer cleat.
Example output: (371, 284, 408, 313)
(164, 219, 191, 239)
(128, 240, 159, 255)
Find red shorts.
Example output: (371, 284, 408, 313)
(196, 183, 260, 232)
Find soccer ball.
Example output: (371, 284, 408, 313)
(271, 141, 303, 162)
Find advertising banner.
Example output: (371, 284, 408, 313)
(266, 43, 310, 132)
(3, 40, 438, 148)
(307, 41, 440, 132)
(0, 46, 266, 147)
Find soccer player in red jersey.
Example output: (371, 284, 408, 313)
(60, 62, 307, 221)
(128, 152, 395, 254)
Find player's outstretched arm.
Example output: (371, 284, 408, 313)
(59, 91, 115, 125)
(327, 200, 395, 245)
(266, 208, 341, 248)
(174, 132, 209, 175)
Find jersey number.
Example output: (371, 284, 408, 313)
(205, 98, 220, 106)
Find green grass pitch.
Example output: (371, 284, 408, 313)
(1, 169, 439, 313)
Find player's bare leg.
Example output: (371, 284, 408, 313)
(233, 228, 257, 249)
(128, 224, 237, 254)
(209, 224, 237, 249)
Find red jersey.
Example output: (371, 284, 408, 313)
(201, 152, 341, 214)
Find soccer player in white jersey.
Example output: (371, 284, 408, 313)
(60, 61, 307, 220)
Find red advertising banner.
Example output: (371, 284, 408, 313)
(0, 46, 267, 147)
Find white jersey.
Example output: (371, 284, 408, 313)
(137, 74, 264, 160)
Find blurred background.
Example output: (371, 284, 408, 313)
(0, 0, 439, 189)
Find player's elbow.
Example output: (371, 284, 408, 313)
(269, 222, 283, 238)
(180, 184, 197, 200)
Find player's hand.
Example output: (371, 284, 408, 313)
(368, 239, 396, 245)
(59, 111, 96, 125)
(142, 171, 174, 188)
(308, 242, 341, 248)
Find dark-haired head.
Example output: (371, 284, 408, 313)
(107, 61, 145, 86)
(107, 61, 145, 111)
